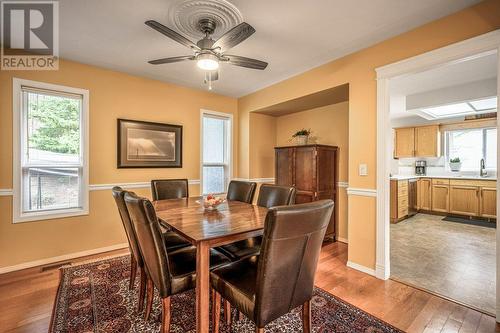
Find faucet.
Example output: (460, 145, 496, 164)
(480, 158, 488, 177)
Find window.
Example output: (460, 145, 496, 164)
(201, 110, 232, 194)
(13, 79, 89, 223)
(445, 127, 497, 171)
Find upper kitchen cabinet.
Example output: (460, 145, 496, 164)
(415, 125, 440, 157)
(394, 125, 440, 158)
(394, 127, 415, 158)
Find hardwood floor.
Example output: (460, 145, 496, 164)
(0, 242, 497, 332)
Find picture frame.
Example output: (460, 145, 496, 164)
(117, 118, 182, 168)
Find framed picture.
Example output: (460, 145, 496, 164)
(117, 119, 182, 168)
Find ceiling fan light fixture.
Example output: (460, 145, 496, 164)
(196, 53, 219, 70)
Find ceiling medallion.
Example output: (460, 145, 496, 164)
(166, 0, 243, 40)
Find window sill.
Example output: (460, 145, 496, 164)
(13, 207, 89, 224)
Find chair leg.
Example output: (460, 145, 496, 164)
(145, 278, 154, 321)
(161, 297, 171, 333)
(129, 255, 137, 290)
(302, 299, 311, 333)
(224, 299, 231, 326)
(212, 291, 221, 333)
(138, 267, 147, 312)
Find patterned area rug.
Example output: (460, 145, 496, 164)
(50, 255, 403, 333)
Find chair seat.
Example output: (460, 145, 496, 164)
(163, 231, 191, 252)
(218, 236, 262, 260)
(210, 255, 259, 319)
(169, 246, 231, 295)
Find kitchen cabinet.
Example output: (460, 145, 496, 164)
(394, 125, 440, 158)
(480, 186, 497, 218)
(431, 179, 449, 213)
(419, 178, 432, 211)
(415, 125, 440, 157)
(394, 128, 415, 158)
(390, 180, 409, 223)
(449, 185, 479, 216)
(275, 144, 338, 238)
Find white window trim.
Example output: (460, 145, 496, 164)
(200, 109, 233, 195)
(444, 126, 497, 172)
(12, 78, 89, 223)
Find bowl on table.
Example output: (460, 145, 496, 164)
(196, 194, 226, 211)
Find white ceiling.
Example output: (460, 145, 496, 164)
(59, 0, 481, 97)
(389, 53, 498, 126)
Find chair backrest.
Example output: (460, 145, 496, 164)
(257, 184, 296, 208)
(151, 179, 189, 201)
(254, 200, 334, 327)
(226, 180, 257, 203)
(112, 186, 143, 267)
(124, 191, 171, 297)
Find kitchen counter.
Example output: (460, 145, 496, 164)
(390, 174, 497, 181)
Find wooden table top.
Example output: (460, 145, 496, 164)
(154, 196, 269, 244)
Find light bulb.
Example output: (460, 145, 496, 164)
(196, 53, 219, 70)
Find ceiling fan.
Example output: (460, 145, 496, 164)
(145, 18, 268, 89)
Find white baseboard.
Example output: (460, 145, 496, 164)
(0, 242, 129, 275)
(336, 237, 348, 243)
(346, 260, 376, 276)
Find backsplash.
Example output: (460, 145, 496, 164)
(391, 156, 497, 178)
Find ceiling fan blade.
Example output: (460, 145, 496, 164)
(224, 55, 268, 70)
(212, 22, 255, 52)
(148, 56, 194, 65)
(145, 20, 200, 50)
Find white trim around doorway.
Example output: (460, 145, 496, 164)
(375, 29, 500, 321)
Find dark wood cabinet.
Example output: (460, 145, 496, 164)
(274, 144, 338, 239)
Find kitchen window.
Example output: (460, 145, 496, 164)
(13, 79, 89, 223)
(445, 127, 497, 171)
(201, 110, 232, 194)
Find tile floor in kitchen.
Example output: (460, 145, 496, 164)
(390, 213, 496, 315)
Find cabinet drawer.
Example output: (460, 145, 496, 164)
(432, 178, 450, 185)
(450, 179, 496, 187)
(398, 186, 408, 197)
(398, 206, 408, 218)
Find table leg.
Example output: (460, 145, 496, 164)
(196, 241, 210, 333)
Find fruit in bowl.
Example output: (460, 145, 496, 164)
(197, 194, 226, 211)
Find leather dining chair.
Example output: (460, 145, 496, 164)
(151, 179, 189, 201)
(150, 179, 191, 248)
(211, 200, 334, 333)
(112, 187, 192, 311)
(225, 180, 257, 204)
(112, 187, 148, 311)
(219, 184, 296, 260)
(124, 192, 231, 333)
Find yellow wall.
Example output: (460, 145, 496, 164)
(275, 102, 349, 240)
(239, 0, 500, 269)
(0, 59, 237, 269)
(249, 113, 277, 178)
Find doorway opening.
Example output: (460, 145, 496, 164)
(375, 30, 500, 319)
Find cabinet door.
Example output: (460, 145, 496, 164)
(419, 178, 432, 211)
(431, 184, 449, 213)
(275, 148, 294, 186)
(294, 146, 316, 203)
(415, 125, 440, 157)
(394, 128, 415, 158)
(480, 187, 496, 218)
(449, 185, 479, 216)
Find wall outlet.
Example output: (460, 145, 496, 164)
(359, 164, 368, 176)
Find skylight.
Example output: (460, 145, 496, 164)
(416, 96, 497, 120)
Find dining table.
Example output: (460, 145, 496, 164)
(153, 196, 269, 333)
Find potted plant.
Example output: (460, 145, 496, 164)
(292, 128, 311, 145)
(449, 157, 462, 172)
